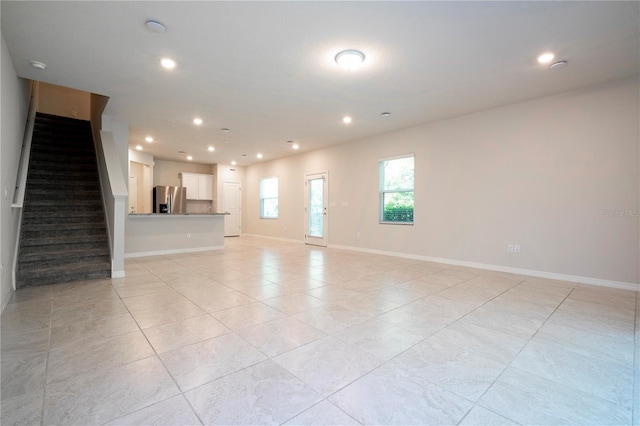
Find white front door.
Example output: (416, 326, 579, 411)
(223, 181, 241, 236)
(305, 172, 328, 246)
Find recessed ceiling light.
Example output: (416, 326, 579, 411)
(208, 146, 215, 152)
(257, 153, 263, 159)
(187, 155, 193, 161)
(30, 61, 46, 70)
(549, 60, 568, 70)
(537, 52, 555, 64)
(292, 143, 300, 150)
(193, 118, 203, 125)
(231, 161, 237, 166)
(221, 128, 230, 133)
(343, 116, 352, 124)
(145, 20, 166, 33)
(135, 145, 143, 151)
(160, 58, 176, 69)
(242, 154, 247, 157)
(335, 49, 365, 70)
(145, 136, 154, 142)
(178, 150, 186, 154)
(380, 112, 391, 117)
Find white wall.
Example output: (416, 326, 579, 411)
(1, 34, 30, 311)
(153, 159, 212, 188)
(244, 77, 639, 286)
(99, 115, 129, 277)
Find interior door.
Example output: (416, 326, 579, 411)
(305, 172, 328, 246)
(128, 176, 138, 213)
(223, 181, 242, 236)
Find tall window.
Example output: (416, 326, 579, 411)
(260, 177, 278, 219)
(379, 155, 414, 224)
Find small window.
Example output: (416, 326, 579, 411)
(379, 155, 414, 224)
(260, 177, 278, 219)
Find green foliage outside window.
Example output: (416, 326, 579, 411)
(380, 156, 414, 223)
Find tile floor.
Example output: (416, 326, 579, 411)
(1, 236, 638, 425)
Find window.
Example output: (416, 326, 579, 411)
(379, 155, 414, 223)
(260, 177, 278, 218)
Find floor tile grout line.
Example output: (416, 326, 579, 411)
(475, 285, 635, 417)
(276, 397, 363, 425)
(107, 272, 206, 426)
(439, 281, 573, 424)
(38, 294, 54, 426)
(9, 238, 632, 425)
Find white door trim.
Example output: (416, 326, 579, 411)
(304, 171, 328, 247)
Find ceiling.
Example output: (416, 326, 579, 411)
(2, 1, 639, 166)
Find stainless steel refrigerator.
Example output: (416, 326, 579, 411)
(153, 186, 187, 214)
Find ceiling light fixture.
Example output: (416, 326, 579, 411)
(187, 155, 193, 161)
(257, 153, 263, 159)
(221, 128, 230, 133)
(145, 136, 154, 142)
(292, 143, 300, 150)
(208, 146, 215, 152)
(193, 118, 203, 125)
(537, 52, 555, 64)
(145, 20, 166, 33)
(160, 58, 176, 69)
(343, 116, 352, 124)
(30, 60, 46, 70)
(380, 112, 391, 117)
(549, 60, 568, 70)
(135, 145, 143, 151)
(335, 49, 365, 70)
(231, 161, 237, 166)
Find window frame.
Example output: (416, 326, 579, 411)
(259, 176, 279, 219)
(378, 154, 415, 225)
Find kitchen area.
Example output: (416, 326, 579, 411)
(125, 150, 244, 257)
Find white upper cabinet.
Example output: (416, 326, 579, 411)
(180, 172, 213, 200)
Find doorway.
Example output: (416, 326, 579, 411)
(223, 181, 242, 236)
(128, 176, 138, 213)
(305, 172, 328, 246)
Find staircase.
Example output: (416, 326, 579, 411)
(16, 113, 111, 288)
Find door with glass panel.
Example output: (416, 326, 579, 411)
(304, 172, 328, 246)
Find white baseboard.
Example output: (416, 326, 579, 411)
(328, 244, 639, 292)
(111, 270, 126, 278)
(124, 246, 224, 259)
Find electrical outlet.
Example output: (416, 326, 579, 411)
(514, 244, 521, 253)
(507, 244, 514, 253)
(187, 233, 191, 238)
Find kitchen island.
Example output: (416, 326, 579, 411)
(125, 213, 227, 258)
